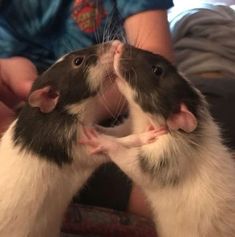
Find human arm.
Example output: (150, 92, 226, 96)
(124, 9, 174, 62)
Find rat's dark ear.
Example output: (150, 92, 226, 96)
(28, 86, 60, 113)
(167, 104, 198, 133)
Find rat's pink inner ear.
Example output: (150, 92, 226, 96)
(166, 104, 198, 133)
(28, 86, 60, 113)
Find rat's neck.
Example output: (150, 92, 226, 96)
(0, 125, 92, 237)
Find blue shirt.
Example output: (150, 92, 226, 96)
(0, 0, 173, 70)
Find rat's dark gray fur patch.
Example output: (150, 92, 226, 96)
(14, 106, 78, 166)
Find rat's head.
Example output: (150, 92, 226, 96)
(28, 41, 122, 123)
(14, 41, 128, 166)
(113, 43, 204, 133)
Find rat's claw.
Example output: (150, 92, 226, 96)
(90, 145, 105, 155)
(143, 126, 168, 144)
(141, 131, 157, 144)
(80, 126, 105, 154)
(82, 126, 99, 139)
(79, 138, 96, 146)
(89, 127, 98, 137)
(83, 127, 93, 139)
(140, 128, 167, 145)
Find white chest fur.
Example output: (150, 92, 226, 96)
(0, 123, 92, 237)
(142, 123, 235, 237)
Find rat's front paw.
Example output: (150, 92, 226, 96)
(140, 128, 167, 145)
(79, 126, 106, 155)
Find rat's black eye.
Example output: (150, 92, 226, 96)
(73, 56, 84, 66)
(152, 65, 164, 76)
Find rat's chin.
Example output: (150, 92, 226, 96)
(89, 81, 129, 129)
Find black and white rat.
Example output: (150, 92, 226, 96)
(82, 41, 235, 237)
(0, 41, 124, 237)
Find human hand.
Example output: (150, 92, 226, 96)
(0, 57, 37, 135)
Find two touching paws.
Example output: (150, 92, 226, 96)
(80, 126, 167, 156)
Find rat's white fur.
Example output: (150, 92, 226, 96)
(133, 113, 235, 237)
(0, 121, 102, 237)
